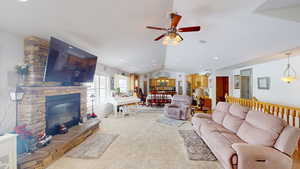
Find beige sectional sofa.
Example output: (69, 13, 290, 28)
(192, 102, 300, 169)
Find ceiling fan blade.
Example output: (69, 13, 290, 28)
(154, 34, 166, 41)
(171, 13, 182, 28)
(178, 34, 183, 41)
(178, 26, 201, 32)
(146, 26, 167, 31)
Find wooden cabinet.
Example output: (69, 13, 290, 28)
(129, 74, 139, 91)
(169, 79, 176, 87)
(186, 74, 209, 96)
(149, 77, 176, 92)
(199, 75, 208, 88)
(150, 79, 156, 87)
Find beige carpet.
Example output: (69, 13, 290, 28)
(47, 112, 221, 169)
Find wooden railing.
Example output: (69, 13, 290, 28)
(225, 95, 300, 128)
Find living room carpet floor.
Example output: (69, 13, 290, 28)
(47, 112, 222, 169)
(156, 115, 186, 127)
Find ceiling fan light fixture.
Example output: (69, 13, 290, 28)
(162, 33, 182, 46)
(146, 13, 200, 45)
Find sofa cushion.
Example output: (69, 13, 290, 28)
(237, 111, 286, 146)
(223, 113, 244, 133)
(202, 130, 244, 167)
(212, 102, 231, 124)
(274, 125, 300, 156)
(192, 116, 212, 136)
(194, 113, 212, 119)
(229, 104, 249, 119)
(200, 120, 231, 135)
(220, 132, 245, 145)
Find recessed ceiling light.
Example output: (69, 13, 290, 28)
(19, 0, 28, 2)
(213, 57, 219, 60)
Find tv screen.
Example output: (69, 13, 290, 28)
(44, 37, 98, 83)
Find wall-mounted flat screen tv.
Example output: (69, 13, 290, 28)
(44, 37, 98, 83)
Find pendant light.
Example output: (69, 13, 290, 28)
(281, 52, 297, 83)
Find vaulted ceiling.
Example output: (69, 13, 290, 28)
(1, 0, 300, 74)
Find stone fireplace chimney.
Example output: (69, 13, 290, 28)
(17, 36, 87, 138)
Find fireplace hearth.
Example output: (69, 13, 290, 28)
(46, 93, 80, 136)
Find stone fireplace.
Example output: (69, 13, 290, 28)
(17, 36, 100, 169)
(17, 36, 87, 138)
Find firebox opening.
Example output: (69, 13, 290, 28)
(45, 93, 81, 136)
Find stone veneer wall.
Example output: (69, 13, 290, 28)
(24, 36, 60, 86)
(18, 36, 87, 137)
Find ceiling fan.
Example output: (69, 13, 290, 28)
(146, 13, 201, 45)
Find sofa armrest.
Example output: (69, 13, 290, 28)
(194, 113, 212, 119)
(232, 143, 292, 169)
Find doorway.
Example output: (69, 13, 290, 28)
(216, 76, 229, 103)
(240, 69, 253, 99)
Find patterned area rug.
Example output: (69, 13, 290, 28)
(66, 133, 119, 159)
(156, 115, 186, 127)
(178, 130, 217, 161)
(127, 106, 164, 113)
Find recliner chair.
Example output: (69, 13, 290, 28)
(164, 95, 192, 120)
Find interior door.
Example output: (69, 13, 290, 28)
(216, 76, 229, 103)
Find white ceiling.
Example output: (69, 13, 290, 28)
(166, 0, 300, 73)
(0, 0, 173, 73)
(1, 0, 300, 74)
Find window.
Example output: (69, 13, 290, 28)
(119, 79, 128, 93)
(99, 76, 108, 102)
(87, 75, 109, 105)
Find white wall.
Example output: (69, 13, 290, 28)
(230, 55, 300, 107)
(0, 31, 24, 134)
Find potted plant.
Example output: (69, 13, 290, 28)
(15, 64, 30, 84)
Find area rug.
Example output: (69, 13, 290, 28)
(178, 130, 217, 161)
(156, 115, 186, 127)
(127, 106, 164, 113)
(66, 133, 119, 159)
